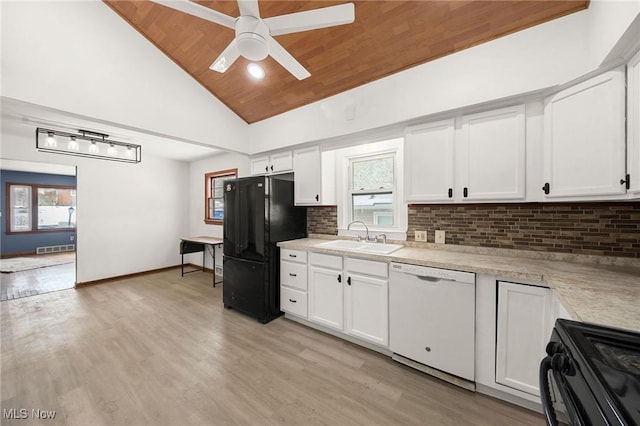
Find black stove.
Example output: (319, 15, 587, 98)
(540, 319, 640, 425)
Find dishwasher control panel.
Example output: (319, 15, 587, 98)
(390, 262, 474, 284)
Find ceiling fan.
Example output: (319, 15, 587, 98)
(152, 0, 355, 80)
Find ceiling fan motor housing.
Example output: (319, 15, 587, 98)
(235, 16, 269, 61)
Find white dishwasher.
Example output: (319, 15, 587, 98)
(389, 262, 475, 383)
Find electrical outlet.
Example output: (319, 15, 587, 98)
(435, 230, 446, 244)
(70, 235, 75, 241)
(415, 230, 427, 242)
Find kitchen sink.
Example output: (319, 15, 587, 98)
(318, 240, 404, 255)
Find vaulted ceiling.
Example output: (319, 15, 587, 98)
(105, 1, 589, 124)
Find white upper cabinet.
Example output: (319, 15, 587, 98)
(293, 145, 335, 205)
(627, 50, 640, 197)
(250, 151, 293, 175)
(293, 145, 322, 205)
(543, 67, 626, 198)
(404, 119, 456, 202)
(458, 105, 526, 201)
(404, 105, 525, 203)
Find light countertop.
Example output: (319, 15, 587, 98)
(278, 238, 640, 332)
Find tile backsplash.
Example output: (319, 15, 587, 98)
(307, 206, 338, 235)
(307, 202, 640, 258)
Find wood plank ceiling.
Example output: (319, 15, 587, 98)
(105, 1, 589, 124)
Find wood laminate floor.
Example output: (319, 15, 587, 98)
(0, 269, 544, 425)
(0, 253, 75, 301)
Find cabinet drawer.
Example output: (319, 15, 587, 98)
(346, 257, 388, 278)
(281, 287, 307, 318)
(281, 262, 308, 291)
(309, 252, 342, 270)
(281, 249, 307, 264)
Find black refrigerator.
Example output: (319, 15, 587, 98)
(222, 173, 307, 323)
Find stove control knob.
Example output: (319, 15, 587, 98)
(551, 353, 575, 376)
(546, 341, 564, 356)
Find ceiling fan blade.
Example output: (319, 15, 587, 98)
(267, 36, 311, 80)
(237, 0, 260, 18)
(209, 40, 240, 73)
(265, 3, 355, 36)
(151, 0, 236, 29)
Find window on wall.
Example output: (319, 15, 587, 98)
(205, 168, 237, 225)
(9, 185, 32, 232)
(6, 183, 76, 233)
(349, 154, 395, 227)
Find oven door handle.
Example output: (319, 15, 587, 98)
(540, 356, 559, 426)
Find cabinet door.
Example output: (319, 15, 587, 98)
(293, 145, 322, 205)
(404, 119, 455, 202)
(250, 155, 270, 175)
(496, 281, 551, 396)
(344, 273, 388, 347)
(308, 266, 344, 331)
(270, 151, 293, 174)
(459, 105, 526, 201)
(543, 68, 626, 198)
(628, 50, 640, 196)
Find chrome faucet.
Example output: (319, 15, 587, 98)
(347, 220, 370, 242)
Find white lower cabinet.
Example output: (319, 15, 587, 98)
(344, 258, 389, 347)
(280, 249, 308, 319)
(495, 281, 553, 396)
(308, 254, 344, 330)
(307, 253, 389, 348)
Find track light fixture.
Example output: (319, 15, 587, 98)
(35, 128, 141, 163)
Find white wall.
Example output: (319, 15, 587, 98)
(248, 1, 639, 153)
(1, 120, 189, 283)
(587, 0, 640, 68)
(186, 152, 250, 270)
(0, 0, 249, 153)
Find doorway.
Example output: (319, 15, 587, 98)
(0, 159, 77, 301)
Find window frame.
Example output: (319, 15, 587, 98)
(348, 152, 397, 229)
(5, 182, 77, 234)
(204, 168, 237, 225)
(335, 137, 407, 240)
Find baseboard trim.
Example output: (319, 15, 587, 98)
(391, 353, 475, 392)
(1, 251, 36, 259)
(75, 265, 183, 288)
(475, 383, 543, 414)
(283, 314, 392, 356)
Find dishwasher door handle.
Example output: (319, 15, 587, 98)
(415, 274, 454, 283)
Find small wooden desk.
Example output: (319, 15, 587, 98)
(179, 236, 224, 287)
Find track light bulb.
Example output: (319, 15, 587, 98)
(46, 132, 56, 147)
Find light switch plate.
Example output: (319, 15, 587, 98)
(415, 230, 427, 242)
(435, 230, 446, 244)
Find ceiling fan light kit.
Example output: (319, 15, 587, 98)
(152, 0, 355, 80)
(247, 63, 265, 80)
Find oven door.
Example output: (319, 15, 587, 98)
(540, 354, 590, 426)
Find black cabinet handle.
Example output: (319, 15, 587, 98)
(620, 174, 630, 190)
(265, 166, 269, 172)
(542, 183, 550, 195)
(463, 187, 468, 198)
(347, 276, 351, 286)
(289, 254, 297, 258)
(270, 165, 274, 171)
(337, 274, 341, 283)
(289, 273, 297, 277)
(448, 188, 453, 198)
(289, 298, 297, 303)
(315, 194, 319, 202)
